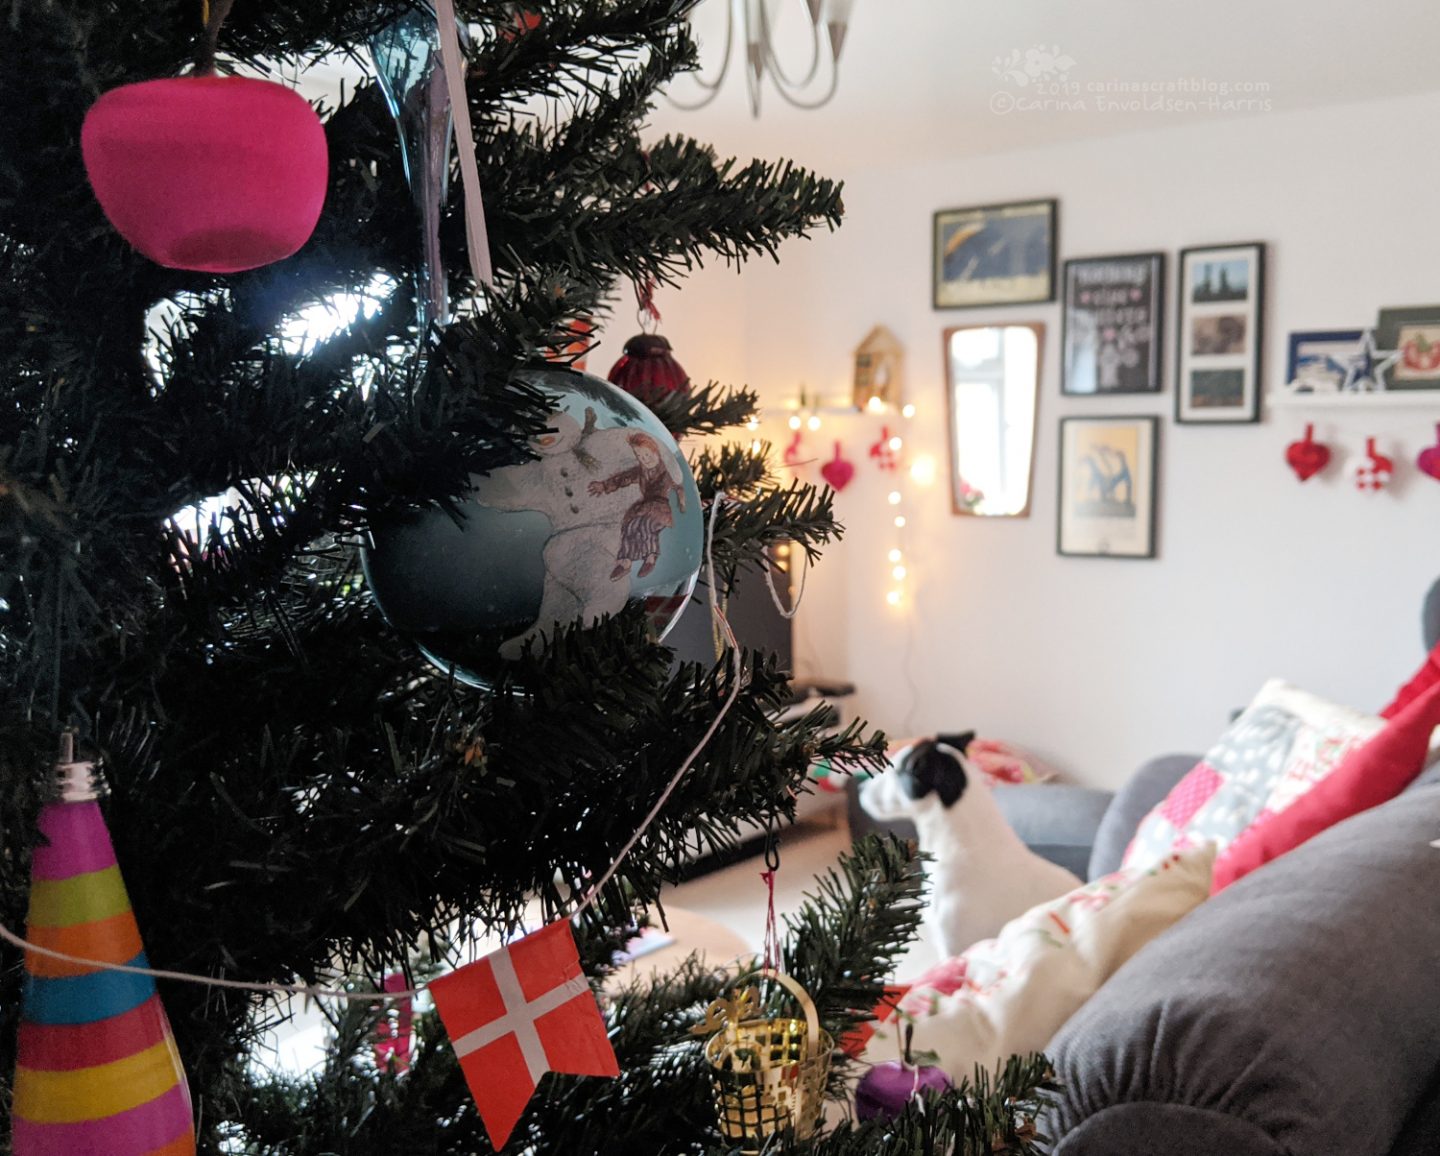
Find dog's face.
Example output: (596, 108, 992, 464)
(859, 733, 975, 821)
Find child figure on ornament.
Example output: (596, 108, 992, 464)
(589, 431, 686, 580)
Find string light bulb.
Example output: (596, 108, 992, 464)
(886, 589, 901, 606)
(888, 435, 903, 451)
(887, 491, 902, 505)
(888, 548, 902, 563)
(806, 414, 822, 431)
(894, 515, 906, 528)
(909, 454, 937, 487)
(787, 414, 802, 431)
(866, 396, 886, 415)
(901, 404, 916, 419)
(892, 565, 907, 580)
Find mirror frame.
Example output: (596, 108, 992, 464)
(942, 321, 1045, 519)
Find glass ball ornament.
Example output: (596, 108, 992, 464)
(362, 364, 703, 687)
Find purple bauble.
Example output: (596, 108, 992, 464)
(855, 1061, 953, 1122)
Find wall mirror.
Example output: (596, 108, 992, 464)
(944, 322, 1043, 517)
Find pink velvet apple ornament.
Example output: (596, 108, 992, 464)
(82, 73, 328, 273)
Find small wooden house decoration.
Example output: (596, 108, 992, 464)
(852, 326, 904, 411)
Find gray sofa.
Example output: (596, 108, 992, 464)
(846, 582, 1440, 1152)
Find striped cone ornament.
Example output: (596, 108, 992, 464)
(11, 752, 195, 1156)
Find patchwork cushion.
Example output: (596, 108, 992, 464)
(1122, 680, 1382, 871)
(870, 845, 1214, 1081)
(1212, 677, 1440, 891)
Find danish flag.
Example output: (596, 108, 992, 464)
(429, 920, 619, 1150)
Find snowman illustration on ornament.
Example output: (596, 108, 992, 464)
(362, 366, 702, 688)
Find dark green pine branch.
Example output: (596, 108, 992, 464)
(812, 1055, 1060, 1156)
(233, 835, 926, 1155)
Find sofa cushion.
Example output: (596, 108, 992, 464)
(1122, 679, 1382, 872)
(874, 845, 1213, 1083)
(1212, 677, 1440, 891)
(1046, 782, 1440, 1156)
(1053, 1105, 1283, 1156)
(1088, 755, 1195, 880)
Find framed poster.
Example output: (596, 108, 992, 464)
(1176, 242, 1265, 423)
(1284, 329, 1364, 393)
(1061, 252, 1165, 395)
(1376, 305, 1440, 391)
(1057, 416, 1158, 559)
(933, 198, 1057, 309)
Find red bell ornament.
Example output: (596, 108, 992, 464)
(81, 75, 328, 273)
(607, 334, 691, 398)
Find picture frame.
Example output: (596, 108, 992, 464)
(1375, 305, 1440, 391)
(1057, 416, 1158, 559)
(1175, 242, 1265, 423)
(933, 198, 1057, 309)
(1061, 252, 1166, 395)
(1283, 329, 1364, 393)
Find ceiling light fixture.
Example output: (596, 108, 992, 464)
(667, 0, 855, 117)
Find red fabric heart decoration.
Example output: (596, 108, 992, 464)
(1285, 424, 1330, 482)
(821, 441, 855, 491)
(1417, 423, 1440, 482)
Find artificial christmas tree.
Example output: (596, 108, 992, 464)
(0, 2, 1052, 1152)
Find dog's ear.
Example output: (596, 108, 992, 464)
(899, 740, 968, 808)
(936, 731, 976, 756)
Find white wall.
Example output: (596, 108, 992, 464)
(670, 92, 1440, 787)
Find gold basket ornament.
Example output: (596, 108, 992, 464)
(691, 968, 834, 1152)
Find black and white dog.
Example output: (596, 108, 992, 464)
(860, 733, 1081, 957)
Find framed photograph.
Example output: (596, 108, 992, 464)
(1176, 242, 1265, 423)
(1284, 329, 1364, 393)
(1057, 416, 1158, 559)
(933, 198, 1057, 309)
(1061, 252, 1165, 395)
(1376, 305, 1440, 390)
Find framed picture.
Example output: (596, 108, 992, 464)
(1175, 242, 1265, 423)
(1057, 416, 1158, 559)
(1284, 329, 1364, 393)
(933, 198, 1057, 309)
(1061, 252, 1165, 395)
(1376, 305, 1440, 390)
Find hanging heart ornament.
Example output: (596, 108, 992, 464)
(1285, 423, 1330, 482)
(820, 441, 855, 491)
(1417, 424, 1440, 482)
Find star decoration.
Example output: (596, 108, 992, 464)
(1342, 329, 1402, 392)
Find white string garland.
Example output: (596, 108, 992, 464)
(0, 495, 744, 1003)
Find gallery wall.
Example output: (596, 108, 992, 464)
(604, 90, 1440, 788)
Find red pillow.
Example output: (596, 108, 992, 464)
(1380, 640, 1440, 719)
(1212, 677, 1440, 893)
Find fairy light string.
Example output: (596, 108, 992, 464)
(0, 495, 745, 1002)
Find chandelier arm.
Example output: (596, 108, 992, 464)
(662, 0, 737, 110)
(767, 55, 840, 110)
(757, 0, 825, 91)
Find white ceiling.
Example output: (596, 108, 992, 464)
(644, 0, 1440, 171)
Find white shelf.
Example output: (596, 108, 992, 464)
(1268, 391, 1440, 410)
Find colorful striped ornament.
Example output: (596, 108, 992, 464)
(12, 790, 195, 1156)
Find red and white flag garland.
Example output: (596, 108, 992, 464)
(429, 920, 620, 1149)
